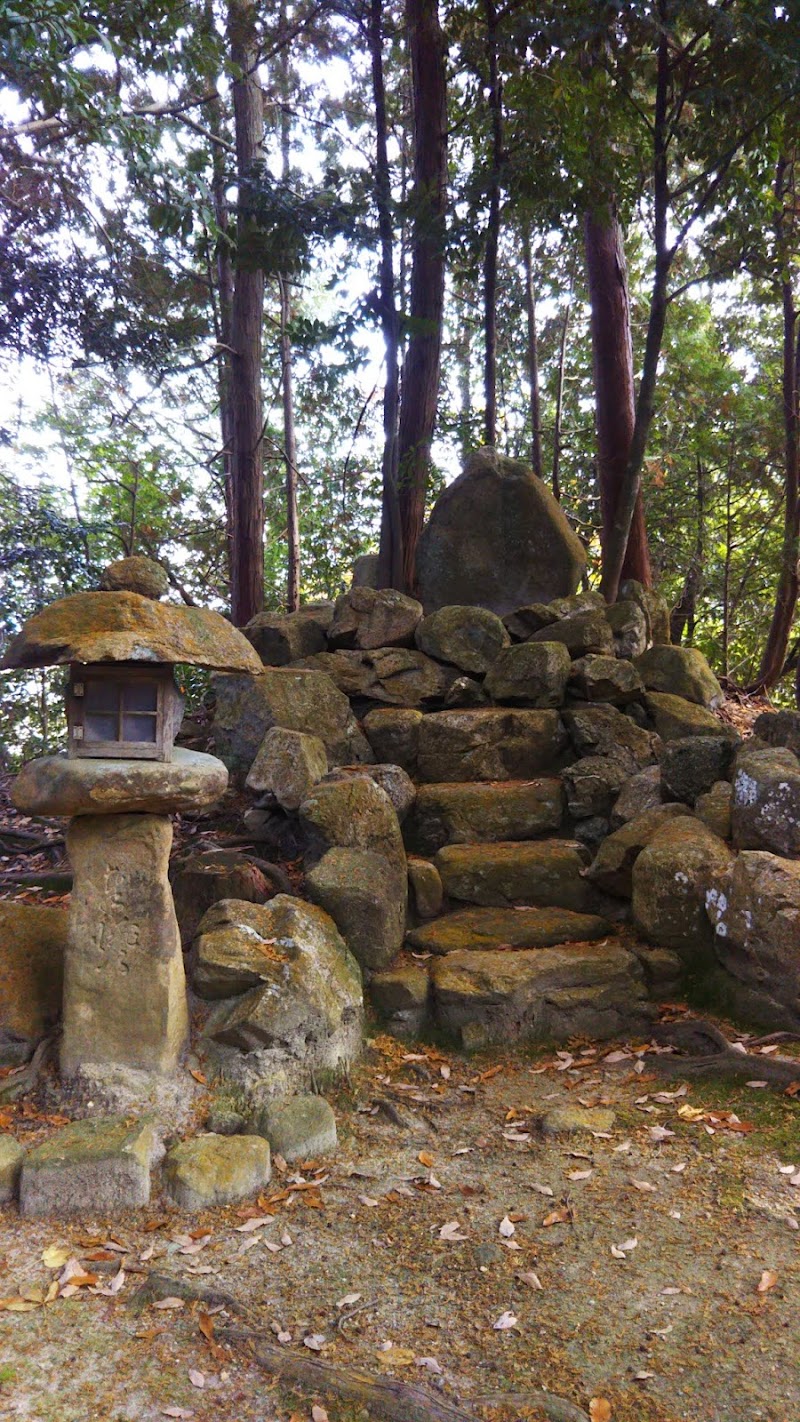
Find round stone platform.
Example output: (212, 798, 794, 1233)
(12, 748, 228, 817)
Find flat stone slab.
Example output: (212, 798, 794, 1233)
(246, 1094, 337, 1162)
(163, 1134, 270, 1210)
(416, 708, 568, 783)
(20, 1115, 156, 1217)
(406, 778, 564, 855)
(12, 748, 228, 817)
(435, 839, 596, 913)
(407, 905, 612, 955)
(1, 590, 262, 673)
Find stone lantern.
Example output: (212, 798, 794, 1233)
(1, 557, 262, 1080)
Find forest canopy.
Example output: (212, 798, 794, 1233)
(0, 0, 799, 761)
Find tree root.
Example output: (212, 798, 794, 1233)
(131, 1272, 588, 1422)
(651, 1018, 800, 1088)
(0, 1036, 51, 1102)
(0, 870, 72, 891)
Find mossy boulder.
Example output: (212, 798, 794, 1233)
(530, 609, 614, 658)
(406, 777, 564, 855)
(645, 691, 727, 741)
(586, 804, 688, 898)
(0, 1136, 25, 1204)
(246, 726, 328, 809)
(299, 648, 453, 708)
(434, 839, 596, 912)
(171, 850, 278, 948)
(632, 817, 733, 965)
(244, 605, 334, 665)
(731, 744, 800, 858)
(99, 555, 169, 599)
(484, 640, 571, 707)
(164, 1134, 270, 1210)
(415, 604, 509, 674)
(20, 1116, 156, 1217)
(635, 645, 723, 708)
(245, 1093, 336, 1162)
(706, 851, 800, 1019)
(416, 708, 568, 783)
(328, 586, 422, 650)
(563, 703, 659, 770)
(696, 780, 732, 841)
(305, 847, 407, 970)
(568, 654, 644, 705)
(362, 708, 422, 777)
(659, 735, 735, 805)
(212, 667, 373, 776)
(406, 904, 611, 955)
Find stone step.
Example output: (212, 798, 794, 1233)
(434, 838, 600, 913)
(406, 904, 611, 955)
(404, 778, 565, 855)
(416, 707, 569, 783)
(430, 940, 652, 1048)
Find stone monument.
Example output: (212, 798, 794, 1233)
(1, 557, 261, 1079)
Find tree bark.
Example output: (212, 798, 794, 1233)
(670, 456, 705, 643)
(747, 155, 799, 694)
(522, 227, 543, 479)
(228, 0, 265, 626)
(482, 0, 502, 448)
(584, 201, 652, 587)
(552, 304, 569, 503)
(396, 0, 448, 594)
(278, 35, 301, 613)
(373, 0, 403, 590)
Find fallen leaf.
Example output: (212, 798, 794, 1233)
(336, 1292, 362, 1309)
(189, 1069, 207, 1085)
(439, 1220, 468, 1241)
(493, 1311, 518, 1330)
(235, 1217, 272, 1233)
(188, 1370, 205, 1389)
(567, 1169, 593, 1181)
(517, 1270, 543, 1290)
(416, 1356, 443, 1373)
(0, 1298, 38, 1312)
(418, 1151, 435, 1168)
(304, 1334, 326, 1351)
(589, 1401, 612, 1422)
(41, 1244, 70, 1270)
(153, 1297, 186, 1310)
(631, 1179, 657, 1193)
(358, 1195, 380, 1208)
(312, 1408, 330, 1422)
(162, 1410, 194, 1420)
(541, 1206, 570, 1227)
(757, 1269, 778, 1293)
(498, 1216, 516, 1238)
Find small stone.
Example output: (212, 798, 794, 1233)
(530, 609, 614, 657)
(635, 645, 724, 708)
(164, 1134, 270, 1210)
(407, 857, 444, 919)
(606, 600, 649, 659)
(610, 765, 662, 827)
(695, 780, 732, 840)
(206, 1106, 246, 1136)
(369, 963, 431, 1031)
(442, 675, 489, 708)
(569, 654, 644, 704)
(20, 1116, 156, 1217)
(319, 763, 416, 822)
(562, 754, 629, 820)
(12, 748, 228, 818)
(0, 1135, 25, 1204)
(659, 735, 734, 805)
(415, 605, 509, 675)
(502, 603, 558, 641)
(328, 586, 423, 650)
(539, 1106, 616, 1136)
(99, 555, 170, 599)
(246, 727, 328, 809)
(245, 1094, 336, 1162)
(485, 641, 571, 707)
(244, 605, 334, 665)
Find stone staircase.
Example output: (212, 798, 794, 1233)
(368, 712, 663, 1048)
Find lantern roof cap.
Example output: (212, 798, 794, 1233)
(1, 589, 262, 674)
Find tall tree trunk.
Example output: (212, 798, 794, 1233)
(584, 201, 652, 587)
(670, 456, 705, 643)
(748, 156, 799, 693)
(396, 0, 447, 594)
(278, 35, 300, 612)
(599, 4, 671, 604)
(228, 0, 265, 626)
(373, 0, 403, 590)
(208, 77, 235, 588)
(551, 304, 569, 503)
(522, 228, 543, 479)
(482, 0, 502, 448)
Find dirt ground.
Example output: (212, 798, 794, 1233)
(1, 1025, 799, 1422)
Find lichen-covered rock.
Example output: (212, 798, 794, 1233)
(164, 1134, 270, 1210)
(328, 586, 423, 650)
(212, 667, 373, 776)
(201, 896, 363, 1064)
(539, 1106, 617, 1136)
(644, 692, 727, 741)
(435, 839, 595, 912)
(530, 609, 614, 658)
(484, 641, 571, 707)
(706, 851, 800, 1018)
(407, 904, 611, 955)
(752, 710, 800, 759)
(632, 817, 733, 964)
(415, 604, 509, 674)
(562, 754, 630, 821)
(244, 605, 334, 665)
(416, 708, 568, 783)
(319, 763, 416, 822)
(20, 1116, 156, 1217)
(730, 744, 800, 858)
(659, 735, 735, 805)
(606, 600, 649, 659)
(406, 778, 564, 855)
(635, 645, 723, 708)
(0, 903, 66, 1066)
(99, 555, 169, 599)
(305, 847, 407, 970)
(431, 941, 648, 1046)
(563, 704, 659, 771)
(369, 962, 431, 1035)
(171, 850, 277, 948)
(362, 708, 422, 777)
(0, 1136, 24, 1204)
(245, 726, 328, 809)
(299, 648, 453, 708)
(610, 765, 662, 827)
(300, 776, 405, 864)
(415, 447, 586, 615)
(442, 674, 489, 708)
(193, 898, 301, 999)
(12, 748, 228, 818)
(696, 780, 732, 841)
(619, 579, 671, 645)
(407, 857, 444, 919)
(502, 603, 558, 641)
(245, 1093, 336, 1162)
(586, 804, 688, 898)
(1, 590, 261, 673)
(568, 654, 644, 705)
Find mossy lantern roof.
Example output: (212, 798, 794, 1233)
(0, 558, 262, 675)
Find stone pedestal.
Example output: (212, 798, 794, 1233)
(61, 814, 188, 1077)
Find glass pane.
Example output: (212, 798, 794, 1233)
(84, 680, 119, 713)
(84, 713, 117, 742)
(124, 680, 158, 713)
(122, 714, 157, 743)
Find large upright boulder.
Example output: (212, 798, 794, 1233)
(415, 448, 586, 615)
